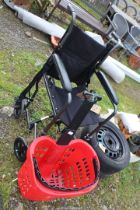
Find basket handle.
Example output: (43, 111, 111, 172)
(33, 157, 99, 191)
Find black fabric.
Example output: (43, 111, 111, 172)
(17, 24, 114, 133)
(48, 84, 99, 126)
(44, 25, 113, 85)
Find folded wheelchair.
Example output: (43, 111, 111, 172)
(13, 6, 130, 200)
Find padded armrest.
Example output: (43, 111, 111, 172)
(52, 53, 72, 92)
(96, 71, 119, 105)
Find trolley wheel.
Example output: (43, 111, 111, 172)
(14, 98, 22, 119)
(14, 98, 28, 119)
(14, 137, 28, 162)
(14, 106, 21, 119)
(77, 120, 130, 175)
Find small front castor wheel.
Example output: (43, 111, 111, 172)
(14, 137, 28, 162)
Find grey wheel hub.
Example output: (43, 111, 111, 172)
(97, 128, 123, 159)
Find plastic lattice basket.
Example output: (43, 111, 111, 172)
(18, 136, 100, 201)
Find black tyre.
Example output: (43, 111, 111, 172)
(77, 120, 130, 175)
(14, 137, 28, 162)
(14, 98, 28, 119)
(0, 194, 3, 210)
(14, 106, 21, 119)
(14, 98, 22, 119)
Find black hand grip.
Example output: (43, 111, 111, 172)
(96, 71, 119, 105)
(67, 3, 76, 25)
(67, 3, 75, 13)
(52, 53, 72, 92)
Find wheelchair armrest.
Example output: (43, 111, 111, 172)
(52, 53, 72, 92)
(96, 71, 119, 105)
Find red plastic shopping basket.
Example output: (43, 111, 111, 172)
(18, 136, 100, 201)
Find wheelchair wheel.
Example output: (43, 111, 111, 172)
(14, 97, 22, 118)
(14, 98, 28, 119)
(14, 137, 28, 162)
(77, 120, 130, 175)
(14, 106, 21, 119)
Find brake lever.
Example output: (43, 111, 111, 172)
(83, 90, 102, 103)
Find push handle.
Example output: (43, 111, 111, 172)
(67, 3, 75, 13)
(67, 3, 76, 25)
(58, 3, 76, 47)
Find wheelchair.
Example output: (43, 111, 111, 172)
(13, 5, 130, 200)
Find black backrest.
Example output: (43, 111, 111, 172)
(47, 25, 113, 85)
